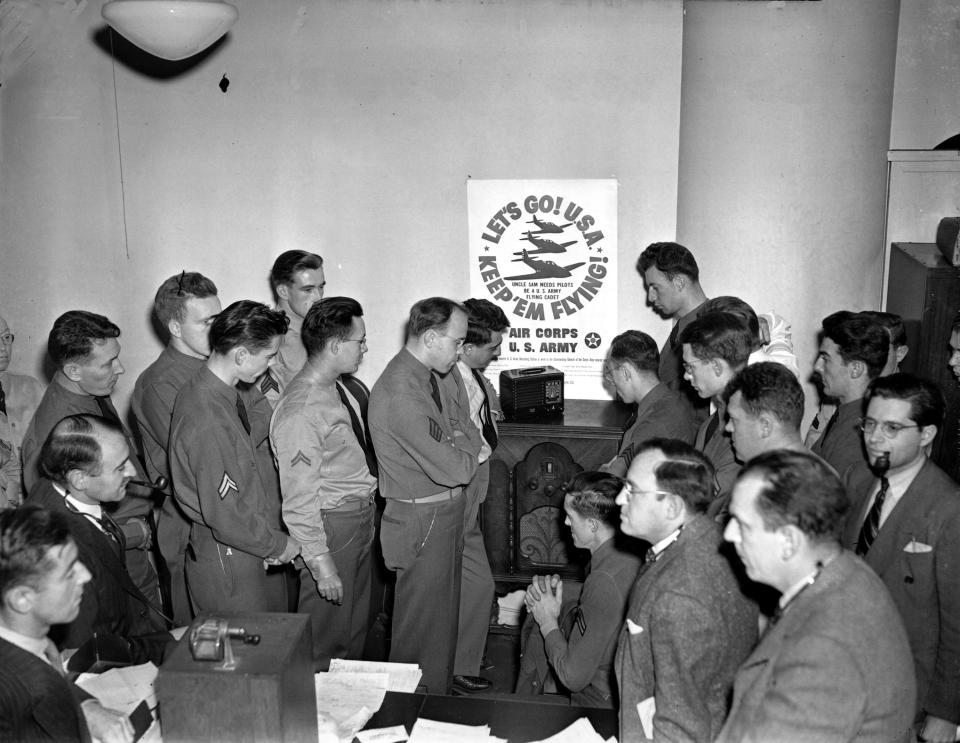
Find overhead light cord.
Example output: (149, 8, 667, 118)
(108, 28, 131, 260)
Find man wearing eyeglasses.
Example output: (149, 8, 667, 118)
(369, 297, 482, 695)
(270, 297, 377, 671)
(841, 373, 960, 743)
(0, 314, 45, 508)
(613, 438, 757, 743)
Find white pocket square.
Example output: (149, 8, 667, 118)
(626, 619, 644, 635)
(903, 540, 933, 553)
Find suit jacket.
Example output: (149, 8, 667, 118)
(0, 637, 92, 742)
(695, 401, 740, 516)
(842, 459, 960, 723)
(616, 383, 697, 472)
(717, 551, 916, 743)
(614, 515, 757, 742)
(28, 480, 169, 663)
(810, 398, 870, 483)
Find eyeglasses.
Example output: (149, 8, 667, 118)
(857, 417, 920, 438)
(342, 336, 367, 347)
(0, 333, 13, 345)
(620, 483, 677, 500)
(439, 333, 465, 349)
(603, 363, 623, 382)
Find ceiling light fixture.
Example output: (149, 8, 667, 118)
(101, 0, 238, 61)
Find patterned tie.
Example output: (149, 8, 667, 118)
(429, 372, 443, 413)
(336, 382, 379, 478)
(471, 369, 498, 449)
(236, 394, 251, 435)
(856, 476, 890, 556)
(0, 379, 6, 416)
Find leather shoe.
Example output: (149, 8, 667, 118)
(452, 675, 492, 693)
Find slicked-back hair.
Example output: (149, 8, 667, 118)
(635, 438, 716, 514)
(48, 311, 120, 367)
(739, 450, 849, 543)
(821, 311, 889, 380)
(463, 298, 510, 346)
(701, 296, 761, 346)
(725, 362, 804, 431)
(866, 372, 945, 429)
(563, 471, 624, 529)
(859, 311, 907, 348)
(609, 330, 660, 373)
(269, 250, 324, 292)
(153, 271, 219, 326)
(209, 300, 290, 355)
(636, 242, 700, 282)
(406, 297, 466, 339)
(0, 505, 73, 596)
(39, 414, 122, 486)
(679, 311, 753, 370)
(302, 297, 363, 356)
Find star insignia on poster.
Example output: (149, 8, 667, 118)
(428, 418, 443, 442)
(260, 371, 280, 395)
(218, 472, 239, 500)
(584, 332, 602, 349)
(290, 450, 312, 468)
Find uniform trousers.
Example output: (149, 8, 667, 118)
(381, 494, 465, 695)
(186, 530, 286, 613)
(297, 502, 375, 671)
(454, 461, 494, 677)
(157, 497, 192, 624)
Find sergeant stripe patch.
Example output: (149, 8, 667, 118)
(218, 472, 239, 499)
(290, 450, 312, 468)
(428, 418, 443, 442)
(260, 371, 280, 395)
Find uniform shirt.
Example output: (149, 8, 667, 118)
(131, 346, 205, 489)
(369, 349, 481, 500)
(616, 383, 697, 471)
(0, 370, 44, 506)
(169, 366, 287, 560)
(270, 370, 377, 561)
(258, 318, 307, 407)
(810, 398, 869, 480)
(21, 375, 150, 522)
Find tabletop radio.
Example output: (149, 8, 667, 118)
(500, 366, 564, 419)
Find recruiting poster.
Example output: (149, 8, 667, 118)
(467, 179, 618, 400)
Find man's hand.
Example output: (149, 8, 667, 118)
(265, 536, 302, 567)
(525, 575, 562, 637)
(305, 555, 343, 605)
(918, 714, 958, 743)
(81, 699, 134, 743)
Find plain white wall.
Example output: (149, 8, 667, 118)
(0, 0, 683, 413)
(676, 0, 901, 423)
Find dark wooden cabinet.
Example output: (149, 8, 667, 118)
(886, 243, 960, 483)
(481, 399, 632, 588)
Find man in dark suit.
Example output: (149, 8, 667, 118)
(842, 374, 960, 742)
(0, 505, 133, 743)
(809, 311, 888, 479)
(613, 438, 757, 742)
(29, 415, 172, 665)
(720, 449, 916, 743)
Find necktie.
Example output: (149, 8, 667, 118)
(42, 639, 66, 677)
(820, 407, 840, 443)
(0, 379, 6, 416)
(336, 382, 379, 478)
(703, 410, 720, 444)
(429, 372, 443, 413)
(236, 394, 251, 435)
(95, 396, 122, 426)
(471, 369, 498, 449)
(856, 476, 890, 556)
(100, 511, 126, 561)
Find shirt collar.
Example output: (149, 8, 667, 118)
(0, 624, 48, 659)
(63, 488, 103, 520)
(649, 526, 683, 560)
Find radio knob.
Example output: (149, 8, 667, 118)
(527, 479, 538, 490)
(543, 485, 556, 497)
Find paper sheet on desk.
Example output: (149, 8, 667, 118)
(328, 658, 422, 692)
(76, 663, 161, 742)
(315, 671, 389, 742)
(408, 718, 504, 742)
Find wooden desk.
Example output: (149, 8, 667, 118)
(362, 691, 618, 742)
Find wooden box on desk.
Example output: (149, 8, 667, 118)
(156, 613, 317, 743)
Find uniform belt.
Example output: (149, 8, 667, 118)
(395, 487, 462, 504)
(323, 496, 375, 512)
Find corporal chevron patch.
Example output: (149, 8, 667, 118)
(260, 371, 280, 395)
(428, 418, 443, 442)
(290, 450, 312, 468)
(218, 472, 239, 499)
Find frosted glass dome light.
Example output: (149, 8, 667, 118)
(101, 0, 238, 61)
